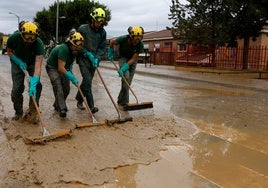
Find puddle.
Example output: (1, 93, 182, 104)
(113, 130, 268, 188)
(114, 145, 219, 188)
(189, 132, 268, 187)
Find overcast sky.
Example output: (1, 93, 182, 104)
(0, 0, 182, 38)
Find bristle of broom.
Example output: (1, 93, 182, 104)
(24, 129, 72, 144)
(106, 117, 133, 126)
(123, 102, 153, 111)
(76, 121, 106, 128)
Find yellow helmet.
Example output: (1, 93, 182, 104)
(68, 31, 84, 48)
(128, 26, 144, 40)
(90, 7, 106, 22)
(19, 21, 39, 35)
(19, 21, 40, 42)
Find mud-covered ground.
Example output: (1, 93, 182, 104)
(0, 58, 196, 188)
(0, 56, 268, 187)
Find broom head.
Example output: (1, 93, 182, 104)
(123, 101, 153, 111)
(76, 121, 106, 128)
(106, 117, 133, 126)
(24, 129, 72, 144)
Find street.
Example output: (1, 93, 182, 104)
(0, 54, 268, 187)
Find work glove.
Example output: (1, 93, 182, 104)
(107, 48, 114, 61)
(69, 63, 73, 71)
(64, 71, 79, 86)
(10, 55, 27, 71)
(83, 51, 95, 64)
(93, 57, 100, 68)
(28, 76, 40, 98)
(118, 63, 129, 77)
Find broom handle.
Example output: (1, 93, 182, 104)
(111, 61, 139, 103)
(96, 67, 121, 118)
(23, 70, 46, 129)
(77, 85, 97, 120)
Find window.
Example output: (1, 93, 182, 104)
(164, 42, 172, 47)
(154, 43, 160, 52)
(177, 43, 186, 52)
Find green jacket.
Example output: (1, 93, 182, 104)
(77, 24, 107, 60)
(7, 31, 44, 65)
(116, 35, 144, 59)
(46, 43, 77, 71)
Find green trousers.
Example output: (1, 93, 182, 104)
(117, 58, 137, 105)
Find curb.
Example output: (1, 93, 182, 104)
(100, 62, 268, 93)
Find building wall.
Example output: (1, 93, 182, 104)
(260, 32, 268, 46)
(143, 39, 177, 53)
(236, 29, 268, 47)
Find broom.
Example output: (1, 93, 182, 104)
(96, 67, 133, 125)
(23, 70, 72, 144)
(111, 61, 153, 111)
(75, 85, 105, 128)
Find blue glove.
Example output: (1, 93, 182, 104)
(118, 63, 129, 77)
(84, 51, 95, 64)
(65, 71, 79, 86)
(69, 63, 73, 71)
(28, 76, 40, 98)
(10, 55, 27, 70)
(93, 57, 100, 68)
(108, 48, 114, 61)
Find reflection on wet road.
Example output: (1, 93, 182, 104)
(115, 145, 222, 188)
(190, 132, 268, 187)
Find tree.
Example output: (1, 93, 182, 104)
(169, 0, 231, 66)
(225, 0, 268, 69)
(34, 0, 111, 44)
(169, 0, 268, 69)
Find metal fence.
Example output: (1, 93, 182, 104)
(118, 46, 268, 71)
(148, 52, 176, 65)
(215, 46, 268, 70)
(176, 46, 268, 71)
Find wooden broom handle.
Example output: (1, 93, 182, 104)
(111, 61, 139, 103)
(23, 70, 46, 129)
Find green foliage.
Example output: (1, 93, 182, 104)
(0, 33, 3, 48)
(169, 0, 268, 69)
(169, 0, 268, 47)
(226, 0, 267, 42)
(34, 0, 111, 44)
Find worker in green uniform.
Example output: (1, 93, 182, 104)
(75, 7, 107, 114)
(108, 26, 144, 108)
(46, 31, 84, 118)
(7, 21, 45, 123)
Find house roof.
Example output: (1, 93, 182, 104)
(143, 29, 174, 41)
(107, 29, 174, 41)
(260, 25, 268, 33)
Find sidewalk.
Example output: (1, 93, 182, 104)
(100, 61, 268, 92)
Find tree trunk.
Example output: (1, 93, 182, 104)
(242, 36, 250, 69)
(211, 44, 216, 67)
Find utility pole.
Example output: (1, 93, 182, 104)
(56, 0, 59, 43)
(9, 12, 20, 28)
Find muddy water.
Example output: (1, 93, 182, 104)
(114, 146, 193, 188)
(1, 55, 268, 187)
(170, 85, 268, 187)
